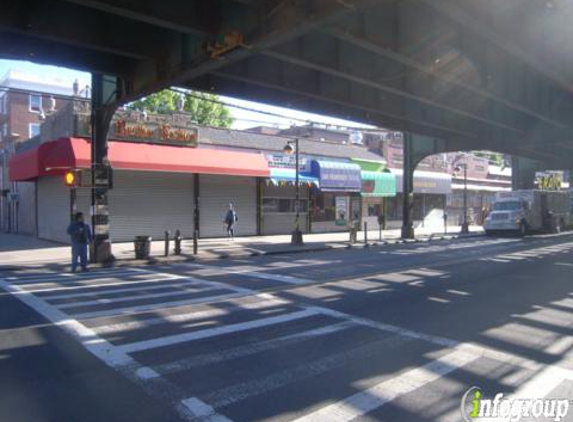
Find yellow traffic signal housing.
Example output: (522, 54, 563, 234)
(64, 170, 80, 187)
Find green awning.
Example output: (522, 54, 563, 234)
(361, 171, 397, 197)
(350, 158, 386, 172)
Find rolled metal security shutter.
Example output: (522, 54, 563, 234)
(37, 176, 72, 243)
(261, 183, 309, 235)
(199, 175, 257, 238)
(108, 171, 194, 241)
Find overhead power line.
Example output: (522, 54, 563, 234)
(167, 87, 377, 133)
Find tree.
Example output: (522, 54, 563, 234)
(128, 89, 234, 128)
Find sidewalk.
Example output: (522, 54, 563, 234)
(0, 225, 483, 268)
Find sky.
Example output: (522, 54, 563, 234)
(0, 59, 373, 131)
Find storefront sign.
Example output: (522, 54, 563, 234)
(335, 196, 348, 226)
(312, 161, 362, 192)
(265, 154, 308, 171)
(112, 119, 198, 147)
(535, 171, 563, 190)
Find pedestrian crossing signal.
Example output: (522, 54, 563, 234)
(64, 171, 79, 187)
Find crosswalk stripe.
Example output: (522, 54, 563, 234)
(38, 277, 195, 299)
(55, 284, 217, 309)
(307, 306, 458, 348)
(150, 321, 355, 377)
(91, 297, 289, 335)
(289, 348, 478, 422)
(7, 269, 142, 284)
(71, 291, 246, 320)
(0, 279, 133, 367)
(203, 334, 412, 409)
(180, 397, 234, 422)
(183, 263, 311, 285)
(117, 309, 320, 354)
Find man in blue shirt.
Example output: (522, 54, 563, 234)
(224, 203, 238, 240)
(67, 212, 92, 272)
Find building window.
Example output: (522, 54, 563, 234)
(29, 94, 42, 112)
(29, 123, 41, 138)
(0, 94, 5, 114)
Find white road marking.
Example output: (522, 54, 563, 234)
(180, 397, 234, 422)
(150, 321, 355, 377)
(27, 276, 186, 296)
(71, 291, 248, 320)
(91, 297, 289, 335)
(55, 284, 217, 309)
(290, 348, 478, 422)
(0, 279, 133, 367)
(555, 262, 573, 267)
(8, 269, 143, 284)
(0, 278, 218, 422)
(204, 334, 413, 408)
(308, 306, 458, 348)
(183, 263, 311, 284)
(117, 308, 320, 354)
(512, 365, 573, 399)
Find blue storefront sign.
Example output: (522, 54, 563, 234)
(311, 160, 362, 192)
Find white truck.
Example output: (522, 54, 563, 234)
(484, 190, 572, 236)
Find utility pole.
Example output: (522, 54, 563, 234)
(285, 138, 303, 245)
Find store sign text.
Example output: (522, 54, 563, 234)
(113, 119, 198, 146)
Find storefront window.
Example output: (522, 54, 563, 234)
(312, 193, 336, 222)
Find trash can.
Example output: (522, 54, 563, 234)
(134, 236, 152, 259)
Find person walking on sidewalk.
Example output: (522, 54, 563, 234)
(67, 212, 92, 272)
(224, 203, 238, 240)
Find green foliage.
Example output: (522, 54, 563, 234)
(474, 151, 503, 166)
(128, 90, 234, 128)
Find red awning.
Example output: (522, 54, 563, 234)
(10, 137, 270, 181)
(8, 147, 40, 182)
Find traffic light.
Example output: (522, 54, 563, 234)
(64, 170, 80, 187)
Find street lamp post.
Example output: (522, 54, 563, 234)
(454, 163, 470, 234)
(284, 138, 304, 245)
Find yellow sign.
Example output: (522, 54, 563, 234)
(536, 172, 562, 190)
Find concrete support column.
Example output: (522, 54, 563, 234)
(90, 74, 118, 263)
(401, 133, 415, 239)
(511, 156, 543, 190)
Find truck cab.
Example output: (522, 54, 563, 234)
(484, 198, 530, 236)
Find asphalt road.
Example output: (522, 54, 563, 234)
(1, 233, 573, 422)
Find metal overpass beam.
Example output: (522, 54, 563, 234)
(58, 0, 209, 35)
(263, 37, 526, 137)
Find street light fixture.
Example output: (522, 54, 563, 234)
(454, 163, 470, 234)
(284, 138, 304, 245)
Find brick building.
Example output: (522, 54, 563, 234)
(0, 69, 81, 232)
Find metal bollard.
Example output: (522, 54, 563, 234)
(193, 229, 198, 255)
(174, 229, 182, 255)
(164, 230, 170, 257)
(364, 222, 368, 244)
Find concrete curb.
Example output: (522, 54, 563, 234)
(0, 232, 485, 271)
